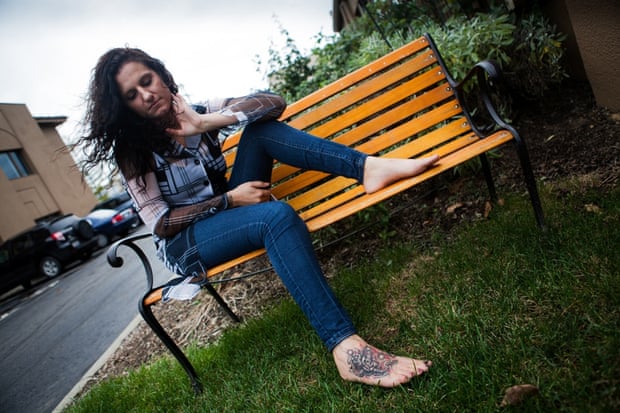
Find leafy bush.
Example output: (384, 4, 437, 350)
(506, 13, 568, 99)
(417, 13, 515, 82)
(259, 2, 567, 104)
(257, 27, 315, 102)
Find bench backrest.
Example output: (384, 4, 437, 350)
(221, 35, 479, 232)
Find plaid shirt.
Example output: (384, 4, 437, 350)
(125, 92, 286, 277)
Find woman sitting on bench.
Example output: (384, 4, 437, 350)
(77, 47, 438, 387)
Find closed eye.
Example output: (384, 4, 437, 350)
(140, 73, 153, 87)
(125, 90, 137, 101)
(124, 73, 153, 101)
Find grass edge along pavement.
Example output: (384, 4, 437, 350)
(65, 178, 619, 412)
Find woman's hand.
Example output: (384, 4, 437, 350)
(165, 94, 205, 138)
(228, 181, 272, 207)
(166, 94, 238, 138)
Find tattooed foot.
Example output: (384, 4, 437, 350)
(332, 335, 431, 387)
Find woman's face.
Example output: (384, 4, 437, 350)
(116, 61, 173, 120)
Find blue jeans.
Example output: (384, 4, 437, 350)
(192, 121, 367, 351)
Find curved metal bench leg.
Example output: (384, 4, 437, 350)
(513, 138, 546, 229)
(138, 294, 203, 394)
(203, 282, 241, 323)
(479, 153, 498, 202)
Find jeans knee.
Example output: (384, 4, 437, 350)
(264, 201, 304, 234)
(270, 201, 298, 222)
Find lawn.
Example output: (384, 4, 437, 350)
(66, 178, 619, 412)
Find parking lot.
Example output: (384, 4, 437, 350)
(0, 231, 170, 413)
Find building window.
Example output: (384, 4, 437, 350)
(0, 151, 32, 180)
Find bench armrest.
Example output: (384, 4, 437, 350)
(453, 60, 516, 135)
(424, 33, 515, 139)
(106, 232, 156, 290)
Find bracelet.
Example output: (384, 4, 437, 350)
(225, 192, 233, 208)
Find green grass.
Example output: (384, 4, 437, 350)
(67, 181, 619, 412)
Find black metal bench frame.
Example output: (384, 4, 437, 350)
(107, 33, 545, 394)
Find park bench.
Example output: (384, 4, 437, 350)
(107, 33, 545, 393)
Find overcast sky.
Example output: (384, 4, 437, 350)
(0, 0, 334, 140)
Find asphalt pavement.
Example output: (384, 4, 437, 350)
(0, 231, 171, 413)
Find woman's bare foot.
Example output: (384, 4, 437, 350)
(363, 155, 440, 194)
(332, 335, 431, 387)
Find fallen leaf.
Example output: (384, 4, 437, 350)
(484, 201, 493, 218)
(446, 202, 464, 214)
(500, 384, 539, 407)
(584, 203, 602, 214)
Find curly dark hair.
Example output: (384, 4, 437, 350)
(76, 47, 179, 183)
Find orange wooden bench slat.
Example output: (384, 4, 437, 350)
(280, 37, 433, 119)
(286, 52, 440, 132)
(271, 98, 463, 202)
(206, 249, 267, 276)
(292, 124, 472, 219)
(322, 83, 455, 147)
(267, 85, 456, 196)
(277, 106, 466, 209)
(144, 289, 164, 306)
(296, 133, 476, 222)
(298, 182, 365, 222)
(304, 131, 515, 232)
(299, 131, 506, 228)
(303, 69, 449, 142)
(288, 175, 358, 212)
(287, 128, 472, 219)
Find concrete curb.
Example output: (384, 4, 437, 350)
(53, 314, 142, 412)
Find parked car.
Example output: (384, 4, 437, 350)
(0, 214, 99, 295)
(86, 207, 140, 248)
(91, 191, 135, 213)
(90, 191, 142, 226)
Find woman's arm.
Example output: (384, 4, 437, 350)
(166, 95, 237, 137)
(126, 173, 273, 239)
(217, 92, 286, 125)
(167, 92, 286, 138)
(154, 195, 229, 238)
(126, 172, 228, 239)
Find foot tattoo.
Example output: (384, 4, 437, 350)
(347, 345, 398, 378)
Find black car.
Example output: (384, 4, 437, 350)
(0, 214, 99, 295)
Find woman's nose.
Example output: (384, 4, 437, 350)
(138, 87, 153, 102)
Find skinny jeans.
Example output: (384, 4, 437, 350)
(192, 121, 367, 351)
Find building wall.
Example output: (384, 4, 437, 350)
(541, 0, 587, 81)
(552, 0, 620, 111)
(0, 103, 97, 242)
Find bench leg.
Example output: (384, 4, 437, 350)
(479, 153, 498, 202)
(138, 294, 203, 394)
(203, 282, 241, 323)
(513, 139, 546, 229)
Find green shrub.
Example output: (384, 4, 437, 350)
(259, 3, 567, 104)
(417, 13, 515, 83)
(505, 13, 568, 99)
